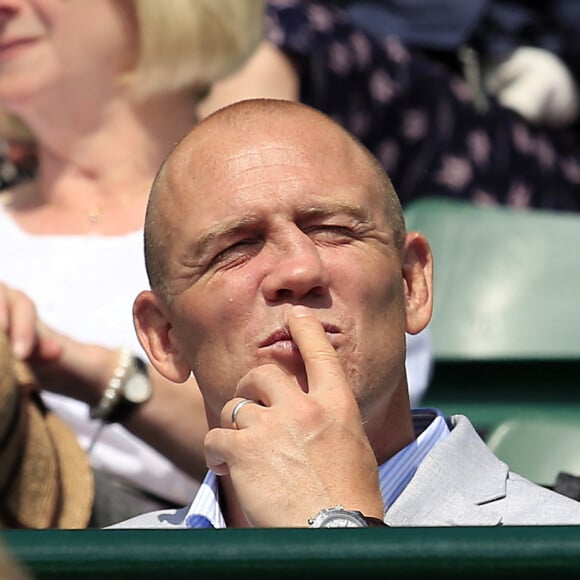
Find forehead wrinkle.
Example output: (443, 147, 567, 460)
(223, 143, 311, 175)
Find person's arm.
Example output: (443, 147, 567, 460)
(0, 282, 208, 481)
(197, 40, 300, 119)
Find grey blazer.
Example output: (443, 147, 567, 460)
(386, 414, 580, 526)
(112, 414, 580, 529)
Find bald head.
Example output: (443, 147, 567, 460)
(144, 98, 406, 300)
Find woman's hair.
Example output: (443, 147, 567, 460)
(0, 0, 265, 141)
(129, 0, 265, 96)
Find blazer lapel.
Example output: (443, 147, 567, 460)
(385, 415, 507, 526)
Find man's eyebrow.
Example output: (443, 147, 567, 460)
(298, 201, 373, 223)
(191, 215, 261, 259)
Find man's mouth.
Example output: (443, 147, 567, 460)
(0, 37, 36, 60)
(258, 323, 341, 349)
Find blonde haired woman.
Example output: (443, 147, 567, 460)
(0, 0, 264, 527)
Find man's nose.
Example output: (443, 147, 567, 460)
(0, 1, 19, 16)
(261, 232, 330, 303)
(0, 1, 19, 24)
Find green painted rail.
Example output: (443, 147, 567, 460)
(3, 527, 580, 579)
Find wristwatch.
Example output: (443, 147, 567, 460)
(308, 506, 387, 528)
(90, 354, 152, 423)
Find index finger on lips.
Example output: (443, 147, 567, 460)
(287, 305, 347, 393)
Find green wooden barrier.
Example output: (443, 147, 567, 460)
(3, 527, 580, 579)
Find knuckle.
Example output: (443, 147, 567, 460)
(298, 401, 325, 425)
(235, 363, 284, 397)
(245, 363, 279, 382)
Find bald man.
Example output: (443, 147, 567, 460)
(115, 99, 580, 529)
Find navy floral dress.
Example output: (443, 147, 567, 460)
(266, 0, 580, 210)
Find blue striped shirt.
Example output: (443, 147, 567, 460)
(184, 408, 449, 528)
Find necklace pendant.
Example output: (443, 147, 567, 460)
(88, 207, 101, 223)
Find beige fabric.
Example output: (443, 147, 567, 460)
(0, 330, 94, 529)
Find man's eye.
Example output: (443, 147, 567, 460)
(211, 240, 260, 266)
(309, 225, 356, 241)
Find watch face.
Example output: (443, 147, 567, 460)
(310, 508, 368, 528)
(124, 373, 152, 403)
(319, 514, 365, 528)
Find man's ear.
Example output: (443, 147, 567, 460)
(401, 232, 434, 335)
(133, 290, 192, 383)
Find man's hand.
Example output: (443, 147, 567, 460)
(204, 306, 384, 527)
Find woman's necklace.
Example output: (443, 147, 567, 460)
(87, 206, 101, 224)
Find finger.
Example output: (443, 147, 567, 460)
(221, 397, 262, 430)
(0, 285, 40, 359)
(235, 363, 298, 407)
(287, 305, 347, 393)
(204, 428, 234, 476)
(35, 321, 64, 361)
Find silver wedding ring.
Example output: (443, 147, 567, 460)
(231, 398, 256, 430)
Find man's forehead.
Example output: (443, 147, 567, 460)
(222, 143, 313, 175)
(164, 136, 364, 212)
(157, 102, 386, 222)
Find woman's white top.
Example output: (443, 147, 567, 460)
(0, 204, 198, 504)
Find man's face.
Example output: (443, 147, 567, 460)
(161, 118, 409, 426)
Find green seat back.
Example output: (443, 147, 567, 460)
(404, 198, 580, 361)
(486, 418, 580, 486)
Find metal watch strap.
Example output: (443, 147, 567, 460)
(362, 515, 388, 527)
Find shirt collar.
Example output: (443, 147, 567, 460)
(378, 408, 449, 510)
(184, 471, 223, 529)
(184, 408, 449, 528)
